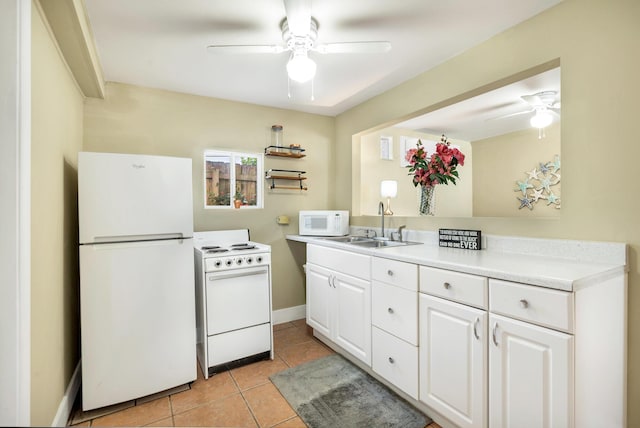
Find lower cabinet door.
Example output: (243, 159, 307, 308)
(305, 263, 332, 338)
(489, 314, 573, 428)
(419, 294, 487, 428)
(334, 272, 371, 365)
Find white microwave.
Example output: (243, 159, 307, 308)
(299, 210, 349, 236)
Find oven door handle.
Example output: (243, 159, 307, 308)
(207, 265, 269, 281)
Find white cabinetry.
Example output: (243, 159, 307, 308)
(306, 244, 371, 365)
(419, 266, 488, 428)
(489, 279, 573, 428)
(489, 313, 572, 428)
(371, 258, 419, 399)
(295, 235, 627, 428)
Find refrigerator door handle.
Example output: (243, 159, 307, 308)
(89, 233, 187, 244)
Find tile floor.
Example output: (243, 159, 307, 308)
(68, 319, 441, 427)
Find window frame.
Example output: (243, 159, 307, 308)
(203, 149, 264, 210)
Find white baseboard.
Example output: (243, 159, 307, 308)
(51, 360, 81, 427)
(272, 305, 306, 325)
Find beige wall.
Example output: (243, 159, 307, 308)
(336, 0, 640, 424)
(31, 4, 84, 425)
(83, 83, 334, 310)
(473, 123, 561, 217)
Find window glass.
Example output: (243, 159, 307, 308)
(205, 151, 263, 209)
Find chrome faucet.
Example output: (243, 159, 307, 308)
(395, 225, 406, 242)
(378, 201, 385, 239)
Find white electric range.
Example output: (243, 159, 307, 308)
(193, 230, 273, 379)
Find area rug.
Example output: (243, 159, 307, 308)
(270, 354, 431, 428)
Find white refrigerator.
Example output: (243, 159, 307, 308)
(78, 152, 196, 411)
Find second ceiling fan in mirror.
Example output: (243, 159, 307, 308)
(489, 90, 561, 138)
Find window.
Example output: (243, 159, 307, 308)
(204, 150, 263, 209)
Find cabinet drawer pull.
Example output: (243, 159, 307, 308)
(492, 322, 499, 347)
(473, 317, 480, 340)
(387, 269, 394, 276)
(387, 307, 394, 314)
(388, 357, 395, 364)
(443, 282, 451, 289)
(519, 299, 529, 309)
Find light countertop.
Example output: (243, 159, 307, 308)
(286, 234, 627, 292)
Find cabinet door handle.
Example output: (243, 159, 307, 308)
(473, 317, 480, 340)
(387, 269, 394, 276)
(388, 357, 395, 364)
(332, 276, 337, 288)
(443, 282, 451, 289)
(492, 322, 499, 347)
(387, 307, 394, 314)
(519, 299, 529, 309)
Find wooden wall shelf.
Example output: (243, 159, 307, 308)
(265, 169, 307, 190)
(264, 146, 306, 158)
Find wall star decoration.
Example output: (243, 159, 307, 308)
(514, 155, 561, 210)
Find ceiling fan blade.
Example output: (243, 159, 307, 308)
(314, 41, 392, 54)
(485, 108, 534, 122)
(283, 0, 311, 35)
(521, 94, 543, 106)
(207, 44, 286, 54)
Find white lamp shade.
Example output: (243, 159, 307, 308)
(287, 53, 317, 83)
(530, 109, 553, 128)
(380, 180, 398, 198)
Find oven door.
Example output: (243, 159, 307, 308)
(205, 264, 271, 335)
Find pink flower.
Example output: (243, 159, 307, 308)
(405, 136, 465, 189)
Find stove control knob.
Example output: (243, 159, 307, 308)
(256, 256, 263, 264)
(214, 260, 222, 268)
(225, 259, 233, 267)
(235, 257, 243, 266)
(245, 257, 253, 265)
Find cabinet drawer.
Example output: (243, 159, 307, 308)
(307, 244, 371, 280)
(372, 281, 418, 345)
(489, 279, 574, 332)
(372, 326, 418, 400)
(420, 266, 488, 309)
(371, 258, 418, 291)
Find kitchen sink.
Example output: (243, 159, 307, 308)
(321, 236, 422, 248)
(350, 239, 422, 248)
(321, 235, 373, 243)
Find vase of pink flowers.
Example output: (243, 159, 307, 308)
(405, 135, 465, 216)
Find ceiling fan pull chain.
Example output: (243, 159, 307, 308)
(287, 77, 292, 99)
(311, 77, 315, 101)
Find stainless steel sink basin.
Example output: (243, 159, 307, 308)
(321, 236, 422, 248)
(350, 239, 422, 248)
(321, 235, 373, 243)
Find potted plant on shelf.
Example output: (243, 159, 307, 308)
(234, 190, 244, 209)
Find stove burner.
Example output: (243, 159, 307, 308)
(205, 248, 228, 254)
(231, 244, 257, 250)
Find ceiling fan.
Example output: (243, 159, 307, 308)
(206, 0, 392, 84)
(490, 90, 561, 124)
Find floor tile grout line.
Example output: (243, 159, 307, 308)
(238, 388, 262, 428)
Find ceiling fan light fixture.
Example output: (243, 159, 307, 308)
(530, 108, 553, 129)
(286, 51, 316, 83)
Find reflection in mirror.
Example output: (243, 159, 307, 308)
(355, 65, 561, 218)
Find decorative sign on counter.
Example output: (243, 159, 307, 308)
(439, 229, 482, 250)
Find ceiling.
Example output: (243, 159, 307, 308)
(83, 0, 561, 117)
(394, 66, 561, 142)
